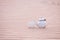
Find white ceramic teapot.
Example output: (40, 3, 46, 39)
(37, 17, 46, 28)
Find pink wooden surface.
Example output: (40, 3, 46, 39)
(0, 0, 60, 40)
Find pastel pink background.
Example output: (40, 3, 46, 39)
(0, 0, 60, 40)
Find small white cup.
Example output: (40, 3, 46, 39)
(27, 20, 36, 28)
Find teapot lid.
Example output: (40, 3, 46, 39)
(39, 17, 46, 21)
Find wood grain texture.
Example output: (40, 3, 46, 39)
(0, 0, 60, 40)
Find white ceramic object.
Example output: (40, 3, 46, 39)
(28, 20, 36, 28)
(37, 17, 46, 28)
